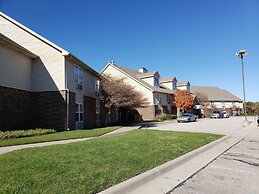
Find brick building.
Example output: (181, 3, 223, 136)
(0, 12, 117, 131)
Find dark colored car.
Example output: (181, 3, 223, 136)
(257, 115, 259, 125)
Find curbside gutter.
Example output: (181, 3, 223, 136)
(99, 135, 244, 194)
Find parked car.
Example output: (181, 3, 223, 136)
(177, 113, 197, 123)
(210, 111, 224, 119)
(221, 111, 230, 118)
(257, 115, 259, 125)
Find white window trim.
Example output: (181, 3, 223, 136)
(74, 65, 83, 90)
(76, 103, 84, 129)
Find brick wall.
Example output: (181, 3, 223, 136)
(0, 85, 71, 131)
(0, 85, 31, 131)
(68, 92, 76, 130)
(84, 96, 96, 129)
(30, 90, 67, 131)
(136, 105, 156, 120)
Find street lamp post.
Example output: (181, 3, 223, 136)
(236, 50, 249, 126)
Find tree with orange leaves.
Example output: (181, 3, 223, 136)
(174, 90, 194, 113)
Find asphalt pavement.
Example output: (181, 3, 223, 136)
(149, 116, 259, 194)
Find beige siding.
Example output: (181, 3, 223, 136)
(0, 15, 65, 91)
(210, 102, 243, 109)
(160, 82, 172, 90)
(0, 45, 32, 90)
(140, 77, 154, 86)
(177, 85, 187, 91)
(66, 60, 97, 103)
(102, 65, 154, 105)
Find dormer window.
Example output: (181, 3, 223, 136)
(154, 77, 159, 86)
(173, 81, 177, 90)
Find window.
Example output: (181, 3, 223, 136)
(96, 99, 101, 122)
(76, 103, 84, 129)
(74, 65, 83, 89)
(154, 77, 159, 86)
(222, 101, 225, 110)
(156, 93, 161, 104)
(167, 94, 171, 103)
(95, 79, 100, 92)
(186, 84, 190, 92)
(173, 81, 177, 90)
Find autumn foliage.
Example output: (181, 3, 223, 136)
(100, 74, 149, 109)
(174, 90, 194, 112)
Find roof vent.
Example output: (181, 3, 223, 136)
(138, 67, 148, 73)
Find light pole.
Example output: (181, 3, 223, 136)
(236, 50, 249, 126)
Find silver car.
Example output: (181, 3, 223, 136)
(177, 113, 197, 123)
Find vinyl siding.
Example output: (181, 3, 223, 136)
(102, 65, 154, 105)
(66, 59, 97, 103)
(0, 14, 65, 91)
(160, 82, 172, 90)
(0, 45, 32, 90)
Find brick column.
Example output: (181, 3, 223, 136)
(84, 96, 96, 129)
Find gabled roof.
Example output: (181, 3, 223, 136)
(191, 86, 242, 102)
(0, 12, 99, 77)
(101, 63, 175, 94)
(0, 33, 38, 58)
(160, 77, 177, 83)
(177, 81, 190, 86)
(136, 71, 160, 79)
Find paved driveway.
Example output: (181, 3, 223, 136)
(146, 117, 259, 194)
(146, 116, 259, 138)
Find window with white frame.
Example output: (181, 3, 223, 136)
(76, 103, 84, 129)
(154, 77, 159, 86)
(74, 65, 83, 89)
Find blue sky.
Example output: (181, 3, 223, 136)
(1, 0, 258, 101)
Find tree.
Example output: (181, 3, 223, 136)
(100, 74, 148, 110)
(251, 102, 259, 114)
(174, 90, 194, 113)
(195, 92, 209, 107)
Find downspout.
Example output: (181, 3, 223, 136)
(65, 57, 70, 130)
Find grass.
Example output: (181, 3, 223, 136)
(0, 126, 121, 147)
(0, 129, 223, 194)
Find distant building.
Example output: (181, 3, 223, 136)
(191, 86, 243, 116)
(101, 63, 178, 120)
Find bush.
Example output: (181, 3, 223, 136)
(0, 129, 56, 140)
(155, 114, 167, 121)
(165, 114, 177, 120)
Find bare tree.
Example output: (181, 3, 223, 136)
(100, 74, 149, 110)
(195, 92, 209, 107)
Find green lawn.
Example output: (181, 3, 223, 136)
(0, 129, 223, 194)
(0, 126, 121, 147)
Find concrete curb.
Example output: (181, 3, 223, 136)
(98, 136, 243, 194)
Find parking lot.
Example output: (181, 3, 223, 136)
(147, 116, 259, 138)
(145, 116, 259, 194)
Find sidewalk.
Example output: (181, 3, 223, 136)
(0, 126, 139, 155)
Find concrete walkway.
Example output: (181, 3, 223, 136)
(0, 126, 139, 155)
